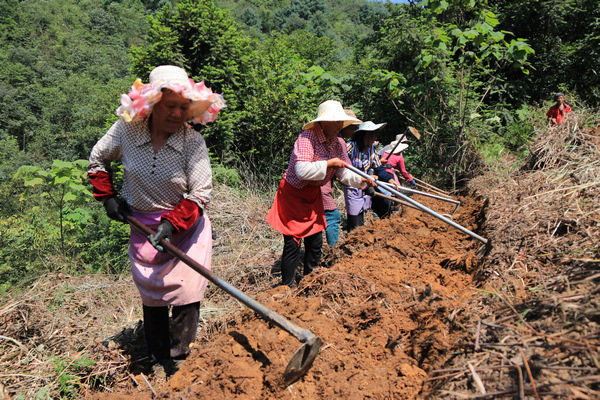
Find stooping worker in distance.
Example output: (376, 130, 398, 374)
(380, 133, 417, 189)
(546, 92, 571, 125)
(266, 100, 368, 287)
(344, 121, 395, 231)
(87, 65, 225, 372)
(320, 109, 362, 247)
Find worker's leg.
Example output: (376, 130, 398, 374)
(143, 305, 170, 362)
(324, 209, 341, 246)
(347, 212, 364, 231)
(280, 235, 301, 287)
(170, 301, 200, 359)
(372, 195, 393, 219)
(303, 231, 323, 276)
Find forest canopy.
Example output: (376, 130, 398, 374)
(0, 0, 598, 290)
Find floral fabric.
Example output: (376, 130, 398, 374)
(116, 77, 225, 125)
(346, 140, 382, 172)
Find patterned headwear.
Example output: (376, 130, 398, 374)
(116, 65, 226, 125)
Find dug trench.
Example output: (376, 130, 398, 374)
(94, 194, 488, 399)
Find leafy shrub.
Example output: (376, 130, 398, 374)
(212, 163, 242, 187)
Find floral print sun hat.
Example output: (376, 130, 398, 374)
(116, 65, 226, 125)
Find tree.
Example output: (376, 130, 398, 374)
(490, 0, 600, 105)
(14, 160, 92, 254)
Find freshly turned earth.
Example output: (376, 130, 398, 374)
(94, 196, 484, 399)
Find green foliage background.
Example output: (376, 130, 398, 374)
(0, 0, 598, 291)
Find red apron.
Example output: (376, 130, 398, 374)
(265, 178, 326, 239)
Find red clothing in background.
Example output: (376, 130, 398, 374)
(382, 152, 413, 182)
(546, 104, 571, 124)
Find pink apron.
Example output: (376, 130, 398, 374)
(129, 210, 212, 307)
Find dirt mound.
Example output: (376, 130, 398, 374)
(424, 114, 600, 398)
(89, 195, 485, 399)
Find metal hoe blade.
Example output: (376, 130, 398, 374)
(283, 336, 323, 385)
(127, 216, 324, 385)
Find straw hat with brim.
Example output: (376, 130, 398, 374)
(303, 100, 362, 130)
(383, 133, 409, 154)
(355, 121, 387, 133)
(343, 109, 362, 125)
(116, 65, 226, 125)
(339, 109, 363, 136)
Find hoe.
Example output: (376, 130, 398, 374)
(127, 216, 322, 386)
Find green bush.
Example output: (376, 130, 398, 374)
(212, 163, 242, 187)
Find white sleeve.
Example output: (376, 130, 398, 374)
(295, 160, 328, 181)
(336, 167, 364, 188)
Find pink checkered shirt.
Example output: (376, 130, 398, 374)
(320, 179, 336, 211)
(283, 124, 350, 192)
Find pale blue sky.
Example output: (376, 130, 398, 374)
(369, 0, 409, 3)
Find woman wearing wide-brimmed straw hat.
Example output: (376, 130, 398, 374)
(266, 100, 369, 287)
(88, 65, 225, 372)
(344, 121, 395, 231)
(380, 133, 416, 188)
(320, 109, 362, 247)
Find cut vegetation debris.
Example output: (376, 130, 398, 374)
(428, 112, 600, 398)
(1, 114, 599, 399)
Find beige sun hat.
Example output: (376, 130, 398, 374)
(343, 109, 362, 124)
(382, 133, 409, 154)
(149, 65, 191, 87)
(303, 100, 362, 130)
(339, 109, 363, 138)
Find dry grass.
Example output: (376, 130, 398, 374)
(427, 111, 600, 398)
(0, 274, 140, 398)
(0, 183, 281, 398)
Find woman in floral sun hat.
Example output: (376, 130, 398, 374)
(88, 65, 225, 374)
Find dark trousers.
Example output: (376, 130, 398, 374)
(347, 213, 364, 232)
(280, 232, 323, 286)
(347, 196, 392, 232)
(372, 195, 393, 219)
(143, 302, 200, 362)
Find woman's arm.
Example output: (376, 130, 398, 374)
(183, 132, 212, 210)
(87, 121, 123, 200)
(396, 154, 413, 182)
(295, 160, 328, 181)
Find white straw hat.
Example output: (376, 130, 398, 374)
(355, 121, 387, 133)
(303, 100, 362, 130)
(149, 65, 192, 87)
(383, 133, 409, 154)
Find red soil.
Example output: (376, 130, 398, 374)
(94, 195, 485, 399)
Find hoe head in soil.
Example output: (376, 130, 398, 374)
(127, 216, 324, 385)
(283, 335, 323, 385)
